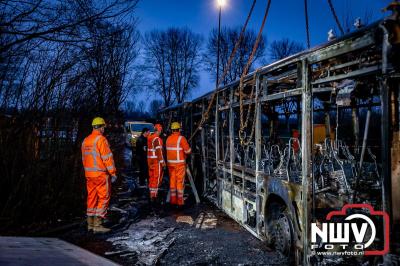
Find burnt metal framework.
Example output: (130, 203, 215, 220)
(158, 18, 400, 264)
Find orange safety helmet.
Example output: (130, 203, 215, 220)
(154, 123, 163, 132)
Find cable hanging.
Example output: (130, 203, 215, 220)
(304, 0, 310, 48)
(238, 0, 272, 146)
(327, 0, 345, 35)
(189, 0, 257, 141)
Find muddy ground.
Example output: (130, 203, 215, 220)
(60, 144, 286, 265)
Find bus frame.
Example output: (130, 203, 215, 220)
(158, 14, 400, 264)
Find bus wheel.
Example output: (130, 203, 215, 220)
(270, 210, 294, 256)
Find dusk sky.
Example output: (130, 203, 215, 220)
(135, 0, 392, 102)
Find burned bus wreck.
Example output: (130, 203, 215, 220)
(159, 15, 400, 264)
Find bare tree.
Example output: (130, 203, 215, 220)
(143, 28, 203, 107)
(136, 100, 146, 113)
(0, 0, 140, 114)
(75, 22, 140, 115)
(203, 27, 266, 86)
(0, 0, 140, 230)
(268, 38, 304, 61)
(149, 99, 163, 117)
(124, 100, 136, 115)
(0, 0, 138, 55)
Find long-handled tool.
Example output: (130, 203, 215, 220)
(186, 167, 200, 204)
(353, 101, 372, 200)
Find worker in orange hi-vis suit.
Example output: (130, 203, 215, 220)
(147, 123, 165, 201)
(81, 117, 117, 233)
(166, 122, 191, 207)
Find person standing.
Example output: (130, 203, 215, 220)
(135, 128, 150, 186)
(166, 122, 191, 207)
(147, 124, 165, 201)
(81, 117, 117, 233)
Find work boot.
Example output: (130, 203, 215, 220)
(93, 216, 111, 233)
(87, 216, 94, 232)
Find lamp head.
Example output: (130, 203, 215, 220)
(217, 0, 226, 7)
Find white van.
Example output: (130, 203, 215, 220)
(124, 121, 154, 148)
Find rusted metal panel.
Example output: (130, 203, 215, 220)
(391, 84, 400, 225)
(391, 131, 400, 222)
(260, 88, 303, 102)
(301, 59, 312, 265)
(201, 103, 207, 195)
(229, 89, 235, 212)
(311, 65, 380, 85)
(308, 31, 376, 63)
(255, 75, 263, 236)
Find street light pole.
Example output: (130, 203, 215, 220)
(216, 3, 222, 88)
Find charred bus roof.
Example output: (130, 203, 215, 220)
(159, 18, 386, 113)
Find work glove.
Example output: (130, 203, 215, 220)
(111, 175, 117, 183)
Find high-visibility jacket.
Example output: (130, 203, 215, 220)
(147, 133, 164, 198)
(82, 130, 116, 177)
(166, 132, 191, 165)
(147, 134, 164, 165)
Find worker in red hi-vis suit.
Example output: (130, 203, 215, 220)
(147, 123, 165, 201)
(166, 122, 191, 206)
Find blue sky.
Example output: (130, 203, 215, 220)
(134, 0, 391, 103)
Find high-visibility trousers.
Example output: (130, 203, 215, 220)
(168, 164, 186, 205)
(148, 161, 163, 199)
(86, 174, 111, 218)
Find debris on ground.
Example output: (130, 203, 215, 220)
(107, 218, 176, 265)
(60, 145, 286, 265)
(193, 211, 217, 229)
(159, 206, 287, 266)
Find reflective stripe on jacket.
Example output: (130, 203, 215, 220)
(166, 132, 191, 165)
(147, 134, 164, 164)
(82, 130, 116, 177)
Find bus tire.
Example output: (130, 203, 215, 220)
(269, 208, 294, 259)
